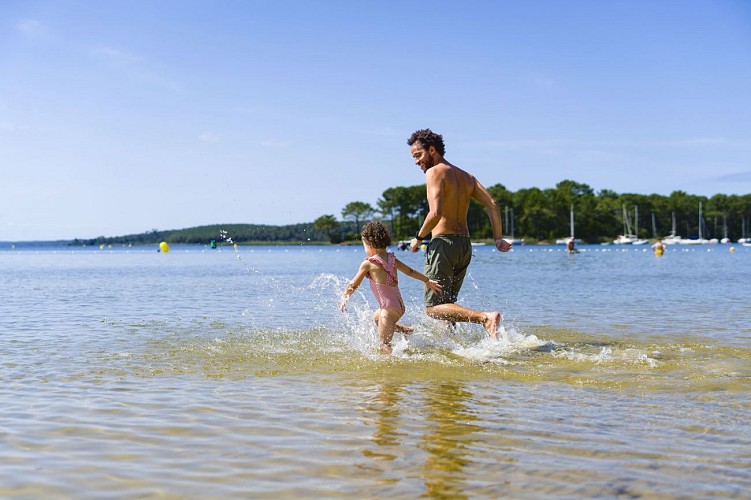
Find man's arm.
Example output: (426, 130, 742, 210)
(411, 169, 444, 252)
(472, 178, 512, 252)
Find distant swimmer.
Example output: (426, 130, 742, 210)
(652, 239, 666, 256)
(340, 221, 442, 354)
(407, 129, 512, 339)
(566, 238, 577, 254)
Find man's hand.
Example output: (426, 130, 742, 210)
(495, 238, 512, 252)
(410, 238, 422, 252)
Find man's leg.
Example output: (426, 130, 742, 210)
(426, 304, 501, 338)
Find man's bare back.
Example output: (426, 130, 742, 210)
(425, 162, 475, 237)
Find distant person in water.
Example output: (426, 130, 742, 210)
(652, 239, 666, 256)
(340, 221, 443, 354)
(407, 128, 512, 338)
(566, 238, 577, 254)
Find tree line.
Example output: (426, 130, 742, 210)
(317, 180, 751, 244)
(72, 179, 751, 246)
(72, 223, 328, 246)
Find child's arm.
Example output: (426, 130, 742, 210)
(395, 259, 443, 295)
(339, 261, 370, 311)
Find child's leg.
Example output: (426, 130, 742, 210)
(375, 309, 413, 334)
(375, 308, 403, 354)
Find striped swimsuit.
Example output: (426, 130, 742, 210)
(366, 252, 405, 315)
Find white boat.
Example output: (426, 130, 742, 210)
(662, 212, 683, 244)
(738, 217, 750, 244)
(555, 204, 582, 245)
(613, 205, 648, 245)
(502, 206, 524, 245)
(677, 202, 709, 244)
(720, 215, 730, 244)
(613, 234, 636, 245)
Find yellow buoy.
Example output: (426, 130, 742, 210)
(730, 246, 735, 253)
(159, 241, 170, 253)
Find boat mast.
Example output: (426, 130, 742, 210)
(652, 212, 657, 239)
(671, 211, 677, 237)
(570, 204, 575, 239)
(622, 205, 631, 236)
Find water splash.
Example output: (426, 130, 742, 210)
(218, 229, 256, 274)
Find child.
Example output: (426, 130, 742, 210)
(340, 221, 442, 354)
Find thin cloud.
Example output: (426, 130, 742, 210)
(88, 45, 184, 94)
(260, 139, 289, 147)
(713, 170, 751, 182)
(90, 46, 142, 67)
(15, 19, 47, 39)
(199, 132, 221, 144)
(0, 121, 21, 132)
(476, 137, 749, 150)
(523, 74, 556, 90)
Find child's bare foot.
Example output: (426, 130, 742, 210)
(395, 323, 414, 335)
(483, 312, 501, 339)
(379, 342, 393, 354)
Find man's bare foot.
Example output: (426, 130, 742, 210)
(379, 342, 393, 354)
(483, 312, 501, 339)
(395, 323, 414, 335)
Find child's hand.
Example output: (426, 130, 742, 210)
(338, 295, 349, 312)
(426, 279, 443, 294)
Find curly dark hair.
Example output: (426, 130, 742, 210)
(407, 128, 445, 156)
(360, 221, 392, 249)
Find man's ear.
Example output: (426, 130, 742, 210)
(428, 145, 437, 156)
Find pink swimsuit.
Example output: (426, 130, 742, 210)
(366, 252, 405, 315)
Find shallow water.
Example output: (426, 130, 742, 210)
(1, 243, 750, 498)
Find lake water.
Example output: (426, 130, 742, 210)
(2, 242, 750, 498)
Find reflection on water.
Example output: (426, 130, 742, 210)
(419, 382, 483, 499)
(364, 383, 404, 458)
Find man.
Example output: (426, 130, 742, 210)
(407, 129, 512, 338)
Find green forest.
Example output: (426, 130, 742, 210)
(74, 180, 751, 246)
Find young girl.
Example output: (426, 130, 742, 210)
(340, 221, 442, 354)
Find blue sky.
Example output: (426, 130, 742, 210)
(2, 0, 750, 241)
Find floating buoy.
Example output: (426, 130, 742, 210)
(159, 241, 170, 253)
(730, 246, 735, 253)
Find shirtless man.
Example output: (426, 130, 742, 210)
(407, 129, 512, 338)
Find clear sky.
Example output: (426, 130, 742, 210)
(2, 0, 750, 241)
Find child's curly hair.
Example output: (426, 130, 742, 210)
(360, 221, 392, 249)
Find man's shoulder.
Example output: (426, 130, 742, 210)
(426, 162, 455, 178)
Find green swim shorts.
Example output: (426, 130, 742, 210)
(423, 234, 472, 307)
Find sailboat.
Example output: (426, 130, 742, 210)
(613, 205, 648, 245)
(555, 204, 581, 245)
(739, 217, 751, 245)
(503, 206, 524, 245)
(662, 211, 683, 245)
(678, 202, 710, 244)
(720, 214, 730, 244)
